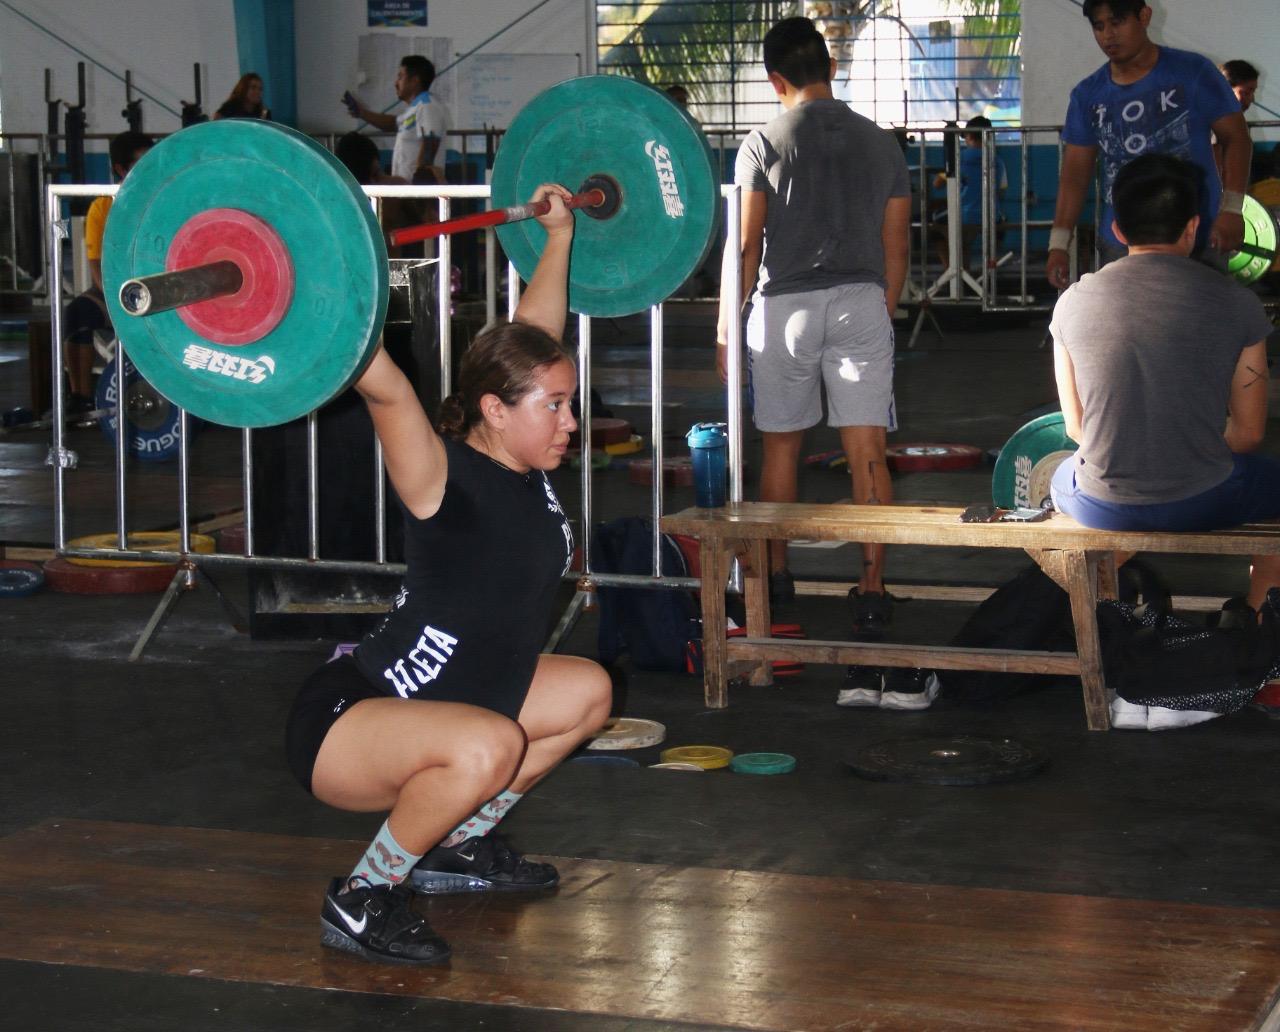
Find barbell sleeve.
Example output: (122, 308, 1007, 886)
(389, 188, 607, 247)
(119, 260, 244, 317)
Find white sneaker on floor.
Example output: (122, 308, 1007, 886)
(1145, 706, 1218, 730)
(1110, 697, 1149, 729)
(1111, 696, 1219, 731)
(837, 666, 883, 707)
(880, 669, 940, 711)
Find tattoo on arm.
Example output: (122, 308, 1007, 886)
(1241, 364, 1268, 389)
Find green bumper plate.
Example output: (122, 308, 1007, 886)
(102, 120, 387, 428)
(1227, 194, 1278, 285)
(991, 411, 1078, 509)
(492, 75, 720, 318)
(729, 752, 797, 775)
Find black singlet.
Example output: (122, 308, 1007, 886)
(353, 436, 573, 718)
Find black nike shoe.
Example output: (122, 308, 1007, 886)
(320, 877, 451, 965)
(409, 833, 559, 895)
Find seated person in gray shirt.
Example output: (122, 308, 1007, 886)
(1050, 152, 1280, 612)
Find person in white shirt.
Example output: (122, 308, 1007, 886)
(343, 55, 448, 183)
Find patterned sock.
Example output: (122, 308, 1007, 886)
(347, 820, 423, 890)
(438, 790, 523, 848)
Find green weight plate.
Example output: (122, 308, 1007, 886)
(729, 752, 797, 775)
(102, 120, 387, 428)
(1227, 195, 1279, 285)
(492, 75, 720, 318)
(991, 412, 1078, 509)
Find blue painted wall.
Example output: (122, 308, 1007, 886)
(233, 0, 297, 127)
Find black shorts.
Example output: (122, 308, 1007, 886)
(64, 289, 110, 346)
(285, 655, 383, 795)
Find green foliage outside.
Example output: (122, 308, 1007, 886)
(598, 0, 1021, 126)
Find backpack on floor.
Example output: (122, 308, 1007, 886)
(941, 564, 1076, 705)
(941, 559, 1175, 706)
(592, 516, 699, 672)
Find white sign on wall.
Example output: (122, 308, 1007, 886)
(453, 52, 581, 130)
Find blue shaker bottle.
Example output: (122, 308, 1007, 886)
(686, 422, 728, 507)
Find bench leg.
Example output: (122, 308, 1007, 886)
(1063, 548, 1111, 731)
(1095, 550, 1119, 601)
(699, 541, 731, 708)
(742, 538, 774, 687)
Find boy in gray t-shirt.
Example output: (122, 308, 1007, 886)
(715, 17, 915, 708)
(1050, 153, 1280, 614)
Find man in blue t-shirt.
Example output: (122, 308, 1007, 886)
(931, 116, 1007, 270)
(1045, 0, 1251, 289)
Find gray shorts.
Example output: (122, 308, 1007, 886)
(746, 282, 897, 433)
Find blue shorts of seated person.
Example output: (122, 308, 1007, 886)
(1050, 453, 1280, 532)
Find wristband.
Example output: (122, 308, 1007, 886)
(1220, 190, 1245, 215)
(1048, 227, 1073, 252)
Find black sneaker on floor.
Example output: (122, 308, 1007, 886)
(320, 877, 451, 965)
(880, 668, 940, 711)
(848, 589, 892, 640)
(410, 833, 559, 895)
(837, 665, 883, 707)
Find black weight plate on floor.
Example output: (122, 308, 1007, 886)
(845, 734, 1047, 786)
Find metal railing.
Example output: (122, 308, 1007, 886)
(36, 146, 1279, 655)
(43, 180, 711, 658)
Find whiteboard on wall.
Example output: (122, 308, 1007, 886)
(454, 53, 581, 129)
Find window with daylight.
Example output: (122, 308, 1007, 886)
(595, 1, 1021, 132)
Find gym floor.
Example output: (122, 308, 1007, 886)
(2, 299, 1280, 1031)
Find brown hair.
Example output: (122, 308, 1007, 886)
(227, 73, 265, 114)
(435, 322, 574, 439)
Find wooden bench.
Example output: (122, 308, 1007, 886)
(661, 503, 1280, 730)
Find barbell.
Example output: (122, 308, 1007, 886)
(102, 75, 720, 429)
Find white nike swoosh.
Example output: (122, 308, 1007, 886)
(334, 903, 368, 935)
(456, 851, 476, 862)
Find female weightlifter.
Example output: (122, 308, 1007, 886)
(285, 183, 612, 965)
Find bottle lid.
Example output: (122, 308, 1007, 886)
(686, 422, 728, 448)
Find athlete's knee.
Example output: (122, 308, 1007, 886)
(579, 662, 613, 728)
(456, 715, 525, 789)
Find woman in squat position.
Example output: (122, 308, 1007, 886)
(285, 183, 611, 965)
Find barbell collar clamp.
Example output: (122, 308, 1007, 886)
(119, 260, 244, 317)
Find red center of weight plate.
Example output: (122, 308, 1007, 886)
(166, 208, 294, 346)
